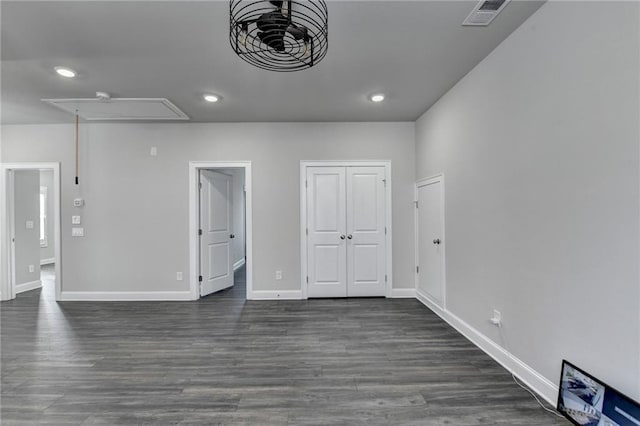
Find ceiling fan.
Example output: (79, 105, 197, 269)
(230, 0, 328, 72)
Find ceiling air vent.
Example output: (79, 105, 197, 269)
(463, 0, 510, 26)
(41, 97, 189, 121)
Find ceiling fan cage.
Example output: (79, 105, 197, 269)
(230, 0, 328, 72)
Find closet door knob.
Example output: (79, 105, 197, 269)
(433, 238, 441, 245)
(347, 234, 353, 240)
(230, 234, 235, 239)
(340, 235, 346, 240)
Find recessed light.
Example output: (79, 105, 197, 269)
(203, 94, 220, 103)
(55, 67, 77, 78)
(370, 94, 385, 103)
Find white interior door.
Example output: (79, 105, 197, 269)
(346, 167, 386, 297)
(416, 178, 445, 307)
(200, 170, 234, 297)
(306, 167, 347, 298)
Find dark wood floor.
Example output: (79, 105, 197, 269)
(1, 266, 567, 425)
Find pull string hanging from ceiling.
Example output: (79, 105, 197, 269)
(75, 111, 79, 185)
(230, 0, 328, 72)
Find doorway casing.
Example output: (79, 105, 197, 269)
(300, 160, 393, 299)
(1, 162, 62, 301)
(188, 161, 252, 300)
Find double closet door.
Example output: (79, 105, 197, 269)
(306, 166, 387, 298)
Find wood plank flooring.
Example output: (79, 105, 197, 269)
(1, 266, 568, 425)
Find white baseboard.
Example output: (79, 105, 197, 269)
(59, 291, 195, 301)
(415, 289, 558, 406)
(248, 290, 303, 300)
(233, 258, 246, 271)
(15, 280, 42, 294)
(390, 288, 416, 298)
(40, 257, 55, 266)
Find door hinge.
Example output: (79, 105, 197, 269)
(384, 227, 387, 235)
(305, 180, 308, 188)
(385, 275, 388, 282)
(199, 229, 203, 236)
(199, 182, 202, 190)
(414, 200, 419, 208)
(382, 179, 387, 187)
(416, 266, 419, 274)
(199, 275, 203, 282)
(306, 276, 309, 283)
(306, 228, 308, 236)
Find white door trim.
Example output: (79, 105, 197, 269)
(189, 161, 253, 300)
(414, 173, 446, 309)
(1, 162, 62, 301)
(300, 160, 393, 299)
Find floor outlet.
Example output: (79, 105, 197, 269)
(275, 270, 282, 280)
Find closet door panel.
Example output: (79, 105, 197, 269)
(306, 167, 347, 298)
(346, 167, 386, 297)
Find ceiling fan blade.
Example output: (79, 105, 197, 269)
(286, 24, 307, 40)
(257, 31, 286, 52)
(256, 11, 288, 31)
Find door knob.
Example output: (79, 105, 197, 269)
(340, 235, 346, 240)
(347, 234, 353, 240)
(230, 234, 235, 239)
(433, 238, 441, 245)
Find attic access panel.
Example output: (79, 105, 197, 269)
(41, 98, 189, 121)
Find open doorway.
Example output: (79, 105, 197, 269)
(189, 162, 252, 301)
(1, 163, 61, 302)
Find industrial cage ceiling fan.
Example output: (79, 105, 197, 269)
(230, 0, 329, 72)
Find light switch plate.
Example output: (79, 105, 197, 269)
(73, 198, 84, 207)
(72, 215, 81, 225)
(25, 220, 34, 229)
(150, 146, 158, 156)
(72, 227, 84, 237)
(28, 265, 35, 273)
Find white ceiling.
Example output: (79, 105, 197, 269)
(1, 0, 544, 124)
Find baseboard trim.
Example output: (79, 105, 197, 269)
(248, 290, 303, 300)
(16, 280, 42, 294)
(59, 291, 195, 301)
(390, 288, 417, 298)
(233, 258, 246, 271)
(415, 289, 558, 406)
(40, 257, 55, 266)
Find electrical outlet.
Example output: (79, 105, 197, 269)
(72, 227, 84, 237)
(275, 270, 283, 280)
(72, 215, 81, 225)
(25, 220, 34, 229)
(150, 146, 158, 156)
(28, 265, 35, 273)
(73, 198, 84, 207)
(491, 309, 502, 326)
(176, 272, 183, 281)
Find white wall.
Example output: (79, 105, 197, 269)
(39, 170, 55, 264)
(2, 122, 415, 296)
(13, 170, 41, 286)
(415, 1, 640, 399)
